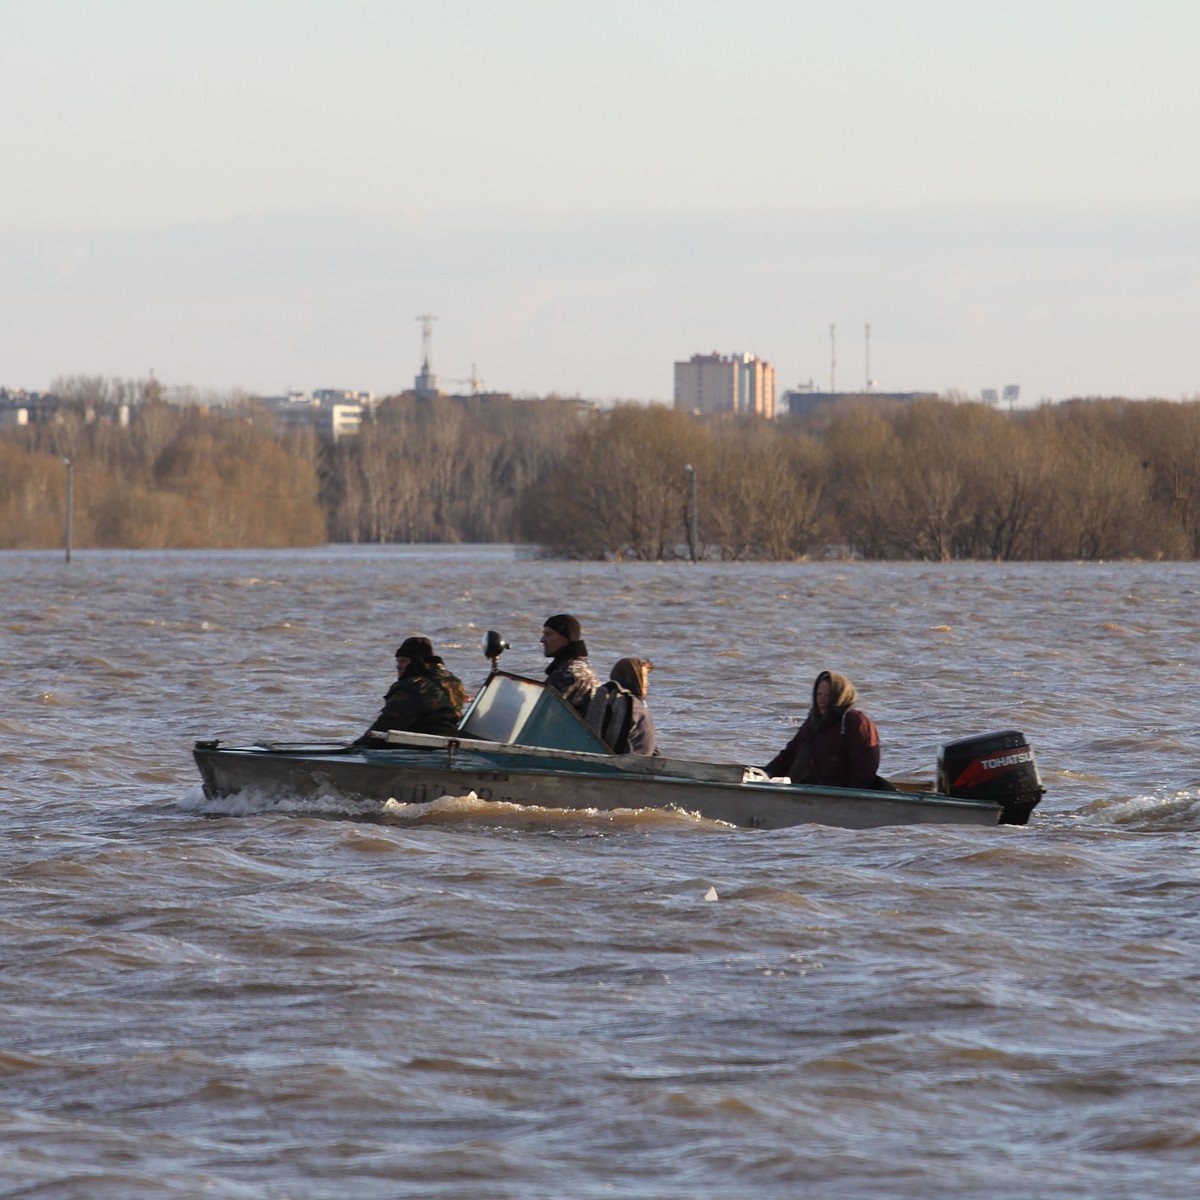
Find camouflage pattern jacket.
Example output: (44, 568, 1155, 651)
(363, 663, 467, 739)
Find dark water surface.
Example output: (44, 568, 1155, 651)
(3, 547, 1199, 1198)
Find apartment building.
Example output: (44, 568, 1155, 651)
(264, 389, 375, 441)
(673, 352, 776, 418)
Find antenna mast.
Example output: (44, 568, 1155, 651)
(416, 313, 437, 369)
(413, 313, 441, 401)
(830, 324, 836, 394)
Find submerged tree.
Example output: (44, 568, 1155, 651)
(518, 405, 705, 559)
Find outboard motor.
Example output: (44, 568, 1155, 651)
(937, 730, 1044, 825)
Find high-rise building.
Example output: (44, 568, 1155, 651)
(263, 389, 375, 441)
(673, 352, 776, 418)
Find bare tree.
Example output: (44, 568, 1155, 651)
(823, 407, 908, 557)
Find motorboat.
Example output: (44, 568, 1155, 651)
(192, 633, 1045, 831)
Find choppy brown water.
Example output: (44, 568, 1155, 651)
(3, 547, 1200, 1199)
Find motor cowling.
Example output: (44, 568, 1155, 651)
(937, 730, 1044, 825)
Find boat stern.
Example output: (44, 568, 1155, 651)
(937, 730, 1044, 825)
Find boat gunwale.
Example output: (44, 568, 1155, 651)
(191, 738, 1006, 816)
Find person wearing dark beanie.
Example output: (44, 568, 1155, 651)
(395, 636, 434, 663)
(356, 636, 468, 742)
(542, 613, 581, 644)
(539, 613, 598, 715)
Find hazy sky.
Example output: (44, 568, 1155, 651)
(3, 0, 1198, 404)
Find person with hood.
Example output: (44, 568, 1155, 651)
(539, 613, 598, 715)
(358, 636, 468, 741)
(764, 670, 886, 789)
(604, 657, 660, 757)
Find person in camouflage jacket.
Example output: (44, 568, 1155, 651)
(358, 636, 468, 741)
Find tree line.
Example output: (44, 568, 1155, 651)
(3, 376, 1200, 560)
(0, 380, 582, 550)
(1, 378, 325, 549)
(519, 397, 1200, 561)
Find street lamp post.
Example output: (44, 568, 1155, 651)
(63, 457, 73, 564)
(684, 463, 699, 563)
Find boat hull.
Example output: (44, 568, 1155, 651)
(192, 737, 1014, 831)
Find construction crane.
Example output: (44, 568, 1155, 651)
(443, 365, 484, 396)
(441, 364, 482, 398)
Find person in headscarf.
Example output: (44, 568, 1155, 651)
(606, 657, 660, 756)
(358, 636, 467, 741)
(764, 670, 884, 788)
(539, 613, 599, 715)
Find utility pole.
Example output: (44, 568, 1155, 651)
(63, 457, 73, 564)
(684, 463, 699, 563)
